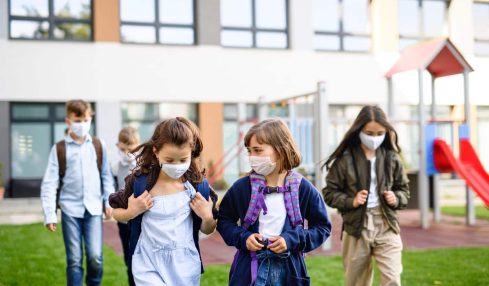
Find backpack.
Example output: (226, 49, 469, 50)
(55, 137, 104, 209)
(230, 171, 304, 285)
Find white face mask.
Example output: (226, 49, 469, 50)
(249, 156, 277, 176)
(160, 161, 191, 179)
(359, 132, 385, 150)
(70, 120, 91, 138)
(118, 150, 135, 166)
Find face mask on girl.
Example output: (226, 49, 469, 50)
(359, 132, 386, 150)
(249, 156, 277, 176)
(70, 120, 91, 138)
(160, 161, 191, 180)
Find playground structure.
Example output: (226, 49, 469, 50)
(386, 37, 489, 229)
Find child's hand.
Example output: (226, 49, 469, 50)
(268, 236, 288, 253)
(246, 233, 264, 252)
(383, 190, 397, 207)
(104, 207, 113, 220)
(127, 191, 153, 218)
(353, 190, 369, 208)
(190, 192, 213, 222)
(46, 223, 56, 232)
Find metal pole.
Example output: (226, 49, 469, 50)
(431, 76, 441, 223)
(258, 95, 268, 121)
(313, 81, 331, 251)
(418, 70, 429, 229)
(387, 78, 394, 119)
(237, 103, 247, 176)
(464, 71, 476, 226)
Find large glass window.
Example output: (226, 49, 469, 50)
(10, 102, 96, 179)
(120, 0, 196, 45)
(9, 0, 92, 41)
(221, 0, 288, 49)
(473, 1, 489, 56)
(398, 0, 448, 50)
(121, 102, 198, 141)
(313, 0, 370, 52)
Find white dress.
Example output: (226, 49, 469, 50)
(132, 181, 201, 286)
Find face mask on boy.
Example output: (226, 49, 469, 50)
(70, 120, 91, 138)
(249, 156, 276, 176)
(160, 161, 191, 180)
(359, 132, 385, 150)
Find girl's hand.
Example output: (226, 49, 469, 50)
(383, 190, 397, 207)
(353, 190, 369, 208)
(127, 191, 153, 218)
(246, 233, 264, 251)
(268, 236, 288, 253)
(190, 192, 214, 222)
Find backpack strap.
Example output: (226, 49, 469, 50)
(133, 174, 149, 198)
(242, 172, 267, 229)
(196, 179, 210, 200)
(284, 170, 304, 227)
(91, 136, 103, 174)
(55, 140, 66, 208)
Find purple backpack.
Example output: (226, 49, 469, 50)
(230, 170, 303, 285)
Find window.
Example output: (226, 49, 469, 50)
(9, 0, 92, 41)
(10, 102, 96, 179)
(313, 0, 370, 52)
(473, 1, 489, 56)
(398, 0, 448, 50)
(120, 0, 196, 45)
(220, 0, 288, 49)
(121, 102, 198, 141)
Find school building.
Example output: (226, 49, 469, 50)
(1, 0, 489, 197)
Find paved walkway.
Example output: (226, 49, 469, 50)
(103, 209, 489, 265)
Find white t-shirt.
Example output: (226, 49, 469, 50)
(367, 157, 380, 208)
(258, 192, 287, 238)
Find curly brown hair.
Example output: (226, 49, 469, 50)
(131, 117, 205, 183)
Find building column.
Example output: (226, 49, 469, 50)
(196, 0, 220, 45)
(198, 103, 224, 179)
(0, 102, 10, 196)
(95, 101, 122, 165)
(448, 0, 474, 55)
(93, 0, 120, 42)
(0, 0, 8, 39)
(289, 0, 313, 50)
(370, 0, 399, 53)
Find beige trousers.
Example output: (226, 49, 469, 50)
(342, 207, 403, 286)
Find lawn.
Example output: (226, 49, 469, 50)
(1, 223, 489, 286)
(441, 205, 489, 220)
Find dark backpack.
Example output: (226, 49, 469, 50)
(55, 137, 104, 209)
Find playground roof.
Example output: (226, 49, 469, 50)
(385, 38, 474, 79)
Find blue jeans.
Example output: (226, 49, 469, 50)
(255, 250, 289, 286)
(62, 210, 103, 286)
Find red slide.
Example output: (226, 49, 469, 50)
(433, 138, 489, 207)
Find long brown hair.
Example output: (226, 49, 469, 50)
(324, 105, 401, 170)
(131, 117, 205, 182)
(244, 118, 301, 173)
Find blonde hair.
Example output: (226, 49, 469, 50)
(118, 127, 140, 146)
(244, 118, 301, 173)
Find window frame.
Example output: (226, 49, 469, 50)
(398, 0, 449, 49)
(119, 0, 197, 45)
(220, 0, 290, 49)
(313, 0, 371, 53)
(473, 1, 489, 57)
(8, 0, 94, 41)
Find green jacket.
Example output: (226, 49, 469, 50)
(322, 147, 410, 238)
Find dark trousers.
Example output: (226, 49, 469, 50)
(117, 222, 135, 286)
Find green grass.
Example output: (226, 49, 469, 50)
(1, 224, 489, 286)
(442, 205, 489, 220)
(0, 223, 128, 286)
